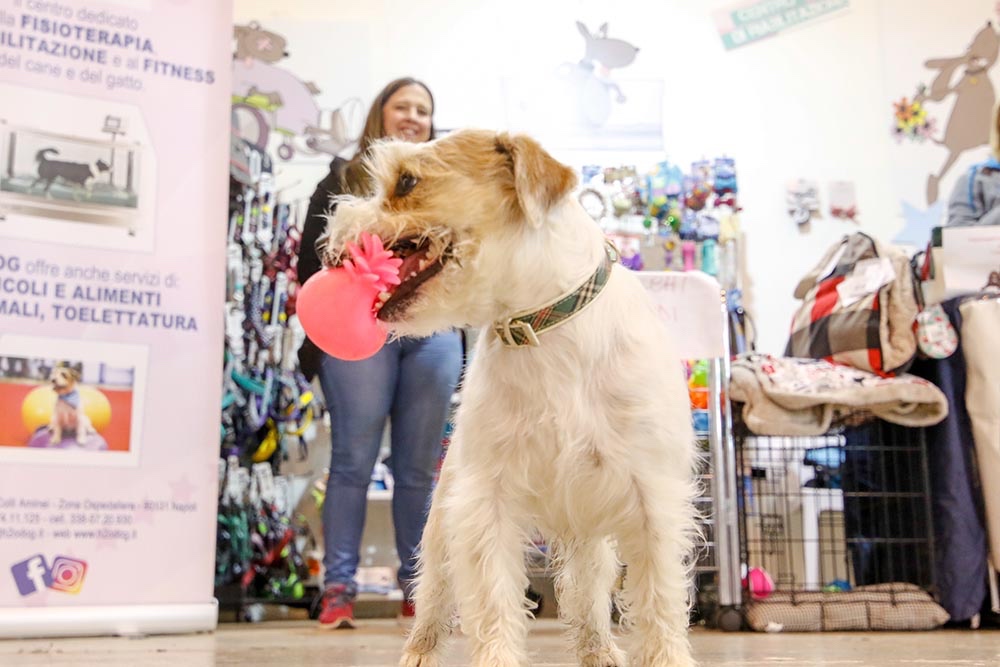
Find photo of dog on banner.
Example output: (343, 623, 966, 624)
(0, 83, 149, 244)
(305, 129, 700, 667)
(0, 355, 136, 455)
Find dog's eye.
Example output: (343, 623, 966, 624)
(394, 172, 419, 198)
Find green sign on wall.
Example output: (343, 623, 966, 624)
(715, 0, 850, 50)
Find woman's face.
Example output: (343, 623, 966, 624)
(382, 84, 433, 143)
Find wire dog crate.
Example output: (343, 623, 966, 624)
(735, 418, 944, 631)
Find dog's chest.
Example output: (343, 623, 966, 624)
(54, 401, 80, 428)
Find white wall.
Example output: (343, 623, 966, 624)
(234, 0, 998, 353)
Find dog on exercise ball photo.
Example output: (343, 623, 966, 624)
(48, 365, 96, 446)
(321, 128, 699, 667)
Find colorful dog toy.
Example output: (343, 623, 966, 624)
(296, 233, 402, 361)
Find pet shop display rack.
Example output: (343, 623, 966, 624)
(215, 458, 316, 622)
(571, 156, 748, 629)
(215, 130, 323, 621)
(689, 355, 743, 631)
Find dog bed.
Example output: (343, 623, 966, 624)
(744, 583, 949, 631)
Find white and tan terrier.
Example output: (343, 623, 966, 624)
(323, 129, 699, 667)
(49, 366, 95, 446)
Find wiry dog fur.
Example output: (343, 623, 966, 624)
(322, 129, 699, 667)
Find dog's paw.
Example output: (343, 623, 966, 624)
(580, 646, 627, 667)
(399, 651, 439, 667)
(665, 660, 696, 667)
(634, 652, 697, 667)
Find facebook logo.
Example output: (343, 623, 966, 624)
(10, 554, 53, 596)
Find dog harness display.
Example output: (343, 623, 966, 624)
(493, 240, 619, 347)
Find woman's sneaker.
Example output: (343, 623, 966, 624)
(397, 599, 416, 629)
(317, 584, 356, 629)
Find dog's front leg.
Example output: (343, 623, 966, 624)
(449, 475, 531, 667)
(400, 464, 458, 667)
(616, 484, 696, 667)
(76, 414, 92, 444)
(552, 537, 626, 667)
(49, 423, 61, 445)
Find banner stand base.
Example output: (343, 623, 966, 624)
(0, 601, 218, 639)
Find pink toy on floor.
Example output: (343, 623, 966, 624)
(745, 566, 775, 600)
(297, 232, 402, 361)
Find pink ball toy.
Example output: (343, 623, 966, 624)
(297, 233, 402, 361)
(745, 567, 775, 600)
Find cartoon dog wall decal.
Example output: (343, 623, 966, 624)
(232, 21, 323, 137)
(562, 21, 640, 128)
(917, 21, 1000, 204)
(231, 21, 362, 159)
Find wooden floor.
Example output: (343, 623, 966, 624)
(1, 619, 998, 666)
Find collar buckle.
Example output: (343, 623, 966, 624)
(495, 319, 541, 348)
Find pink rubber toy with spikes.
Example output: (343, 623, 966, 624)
(297, 233, 402, 361)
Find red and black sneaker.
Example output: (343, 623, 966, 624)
(317, 584, 356, 629)
(397, 598, 416, 629)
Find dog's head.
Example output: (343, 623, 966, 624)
(49, 366, 80, 394)
(233, 21, 289, 63)
(321, 129, 577, 337)
(95, 160, 110, 174)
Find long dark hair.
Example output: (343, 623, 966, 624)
(340, 77, 435, 195)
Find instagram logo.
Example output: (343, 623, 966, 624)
(10, 554, 87, 596)
(48, 557, 87, 594)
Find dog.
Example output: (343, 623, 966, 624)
(48, 366, 95, 446)
(322, 129, 699, 667)
(31, 148, 111, 198)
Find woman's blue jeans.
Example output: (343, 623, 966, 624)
(317, 331, 463, 599)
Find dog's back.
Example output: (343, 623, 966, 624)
(35, 149, 97, 186)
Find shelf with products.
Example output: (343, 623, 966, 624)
(215, 129, 325, 620)
(575, 153, 752, 358)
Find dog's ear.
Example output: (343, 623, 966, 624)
(494, 133, 577, 227)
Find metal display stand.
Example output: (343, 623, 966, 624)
(636, 270, 743, 630)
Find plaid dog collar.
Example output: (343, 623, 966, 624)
(493, 240, 619, 347)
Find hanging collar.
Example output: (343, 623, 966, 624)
(493, 240, 619, 348)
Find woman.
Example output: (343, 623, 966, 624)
(947, 98, 1000, 227)
(297, 77, 464, 629)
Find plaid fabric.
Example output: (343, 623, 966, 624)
(785, 233, 920, 376)
(493, 242, 616, 347)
